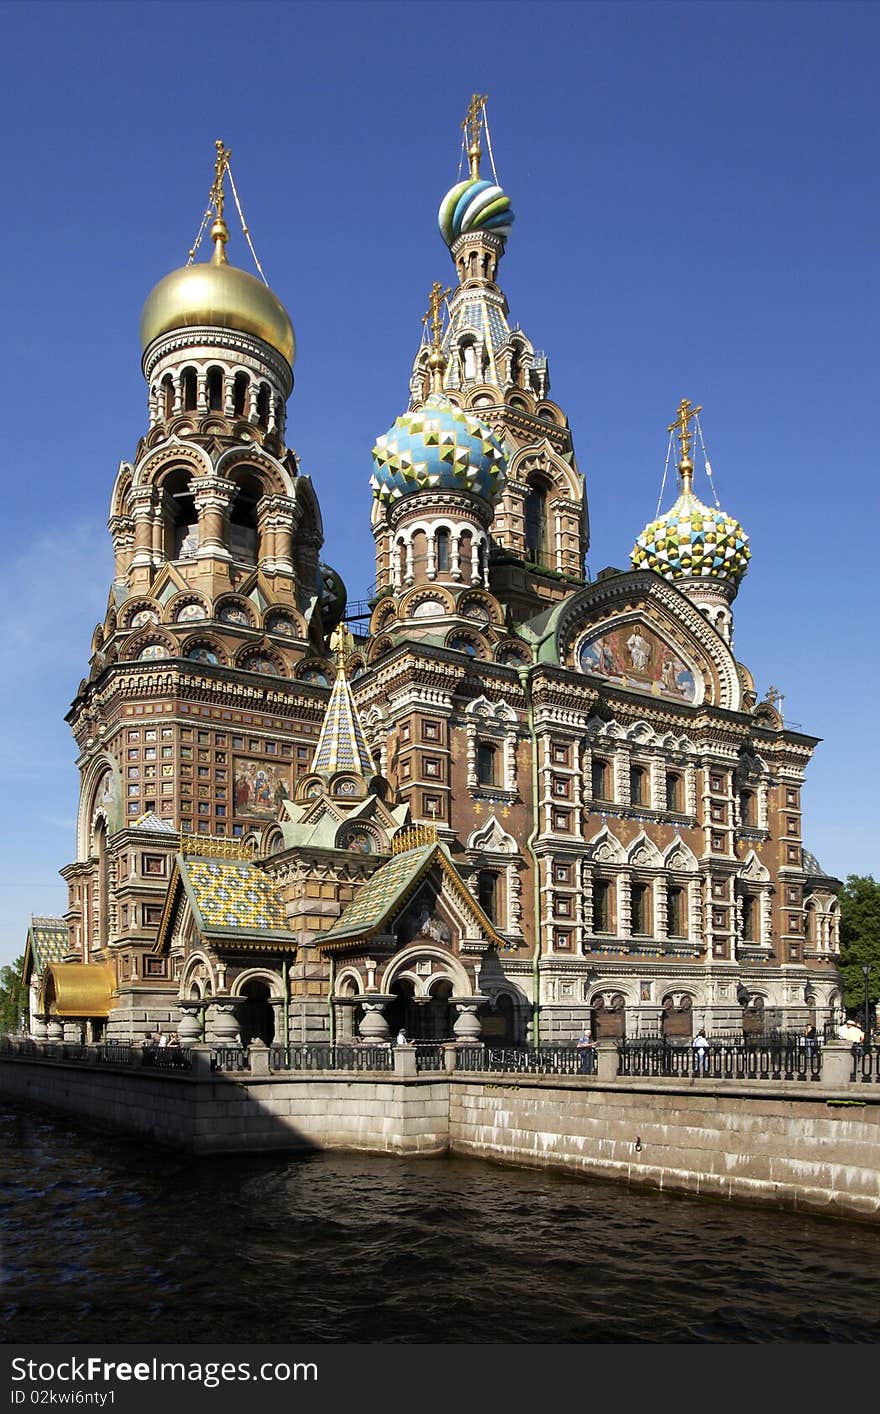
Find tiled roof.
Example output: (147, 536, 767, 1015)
(311, 667, 374, 777)
(130, 812, 178, 834)
(27, 918, 68, 972)
(323, 843, 437, 943)
(322, 840, 508, 949)
(181, 857, 294, 940)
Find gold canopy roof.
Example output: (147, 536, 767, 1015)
(39, 962, 115, 1019)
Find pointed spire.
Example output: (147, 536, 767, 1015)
(310, 626, 375, 777)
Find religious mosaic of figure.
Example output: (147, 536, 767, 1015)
(299, 668, 328, 686)
(139, 642, 169, 660)
(400, 890, 452, 946)
(219, 603, 252, 626)
(176, 602, 207, 623)
(130, 608, 159, 628)
(239, 654, 278, 676)
(340, 828, 373, 854)
(577, 624, 697, 703)
(186, 645, 219, 665)
(233, 758, 292, 817)
(265, 614, 296, 636)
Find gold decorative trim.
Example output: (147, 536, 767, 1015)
(180, 834, 256, 860)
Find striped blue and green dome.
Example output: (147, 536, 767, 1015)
(438, 178, 514, 247)
(631, 490, 750, 587)
(370, 393, 507, 506)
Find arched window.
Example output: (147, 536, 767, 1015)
(229, 471, 262, 565)
(631, 882, 650, 936)
(461, 342, 477, 381)
(435, 528, 450, 573)
(232, 372, 249, 416)
(667, 886, 686, 938)
(666, 772, 683, 813)
(162, 467, 197, 561)
(256, 383, 270, 428)
(181, 367, 197, 412)
(206, 366, 224, 411)
(591, 758, 611, 801)
(593, 879, 613, 933)
(524, 482, 548, 562)
(95, 818, 109, 950)
(741, 895, 757, 941)
(162, 375, 174, 420)
(740, 790, 755, 826)
(477, 870, 499, 923)
(477, 743, 496, 786)
(629, 765, 647, 807)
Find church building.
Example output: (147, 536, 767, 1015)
(25, 105, 842, 1050)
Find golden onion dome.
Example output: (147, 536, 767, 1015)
(140, 221, 295, 367)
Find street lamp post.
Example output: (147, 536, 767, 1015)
(862, 963, 872, 1052)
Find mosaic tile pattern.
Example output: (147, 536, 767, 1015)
(27, 919, 68, 971)
(184, 859, 289, 934)
(312, 669, 374, 776)
(371, 393, 507, 505)
(632, 490, 750, 586)
(324, 843, 437, 942)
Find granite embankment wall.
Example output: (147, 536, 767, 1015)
(2, 1055, 879, 1222)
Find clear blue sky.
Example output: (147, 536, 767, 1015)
(0, 0, 877, 967)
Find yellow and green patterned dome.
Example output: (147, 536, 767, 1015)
(632, 486, 750, 587)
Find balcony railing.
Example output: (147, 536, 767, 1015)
(617, 1038, 822, 1082)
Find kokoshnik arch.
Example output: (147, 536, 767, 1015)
(22, 108, 842, 1050)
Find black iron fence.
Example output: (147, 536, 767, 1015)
(413, 1043, 446, 1073)
(142, 1045, 193, 1071)
(455, 1045, 583, 1075)
(617, 1038, 822, 1082)
(268, 1044, 394, 1073)
(850, 1044, 880, 1083)
(210, 1046, 249, 1073)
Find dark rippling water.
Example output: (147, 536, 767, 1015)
(2, 1101, 880, 1344)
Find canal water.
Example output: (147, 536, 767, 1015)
(2, 1101, 879, 1344)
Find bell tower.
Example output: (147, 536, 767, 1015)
(62, 143, 345, 1008)
(403, 96, 590, 621)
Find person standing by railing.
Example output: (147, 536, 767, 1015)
(693, 1029, 710, 1076)
(576, 1028, 596, 1074)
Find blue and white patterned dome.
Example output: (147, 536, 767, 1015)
(438, 178, 514, 247)
(370, 394, 507, 506)
(632, 488, 750, 588)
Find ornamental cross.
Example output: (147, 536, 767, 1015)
(766, 684, 784, 709)
(462, 93, 488, 148)
(668, 397, 702, 463)
(422, 281, 452, 350)
(210, 139, 231, 220)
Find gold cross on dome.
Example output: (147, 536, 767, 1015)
(210, 139, 231, 220)
(668, 397, 702, 464)
(422, 281, 452, 351)
(462, 94, 487, 147)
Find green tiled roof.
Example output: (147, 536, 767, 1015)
(181, 857, 295, 941)
(26, 918, 68, 971)
(322, 841, 508, 949)
(323, 843, 437, 943)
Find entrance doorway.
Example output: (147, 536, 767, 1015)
(236, 979, 275, 1046)
(386, 977, 454, 1040)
